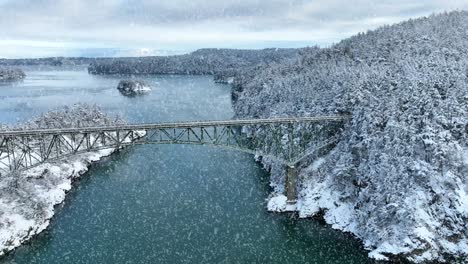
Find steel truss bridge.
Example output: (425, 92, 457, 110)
(0, 115, 350, 204)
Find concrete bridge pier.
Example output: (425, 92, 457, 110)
(285, 165, 298, 206)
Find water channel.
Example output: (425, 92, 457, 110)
(0, 69, 374, 263)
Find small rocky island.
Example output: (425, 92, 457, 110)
(0, 68, 26, 81)
(117, 80, 151, 96)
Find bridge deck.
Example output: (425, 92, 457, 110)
(0, 115, 351, 202)
(0, 116, 350, 136)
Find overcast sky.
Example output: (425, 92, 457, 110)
(1, 0, 467, 58)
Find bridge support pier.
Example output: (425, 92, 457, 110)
(285, 165, 297, 205)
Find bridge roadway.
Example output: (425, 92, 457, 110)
(0, 116, 350, 136)
(0, 115, 351, 204)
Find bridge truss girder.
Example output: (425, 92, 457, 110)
(0, 117, 349, 203)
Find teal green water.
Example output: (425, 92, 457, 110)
(0, 70, 375, 263)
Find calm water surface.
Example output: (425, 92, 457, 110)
(0, 69, 374, 263)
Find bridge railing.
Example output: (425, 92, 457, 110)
(0, 116, 350, 136)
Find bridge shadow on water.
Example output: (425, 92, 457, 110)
(1, 144, 382, 264)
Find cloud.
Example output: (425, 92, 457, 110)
(0, 0, 467, 58)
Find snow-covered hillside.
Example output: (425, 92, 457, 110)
(0, 104, 141, 257)
(231, 11, 468, 263)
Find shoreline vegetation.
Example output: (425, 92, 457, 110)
(0, 11, 467, 263)
(0, 68, 25, 81)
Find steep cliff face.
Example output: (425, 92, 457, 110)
(231, 11, 468, 263)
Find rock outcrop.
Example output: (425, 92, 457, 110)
(117, 80, 151, 96)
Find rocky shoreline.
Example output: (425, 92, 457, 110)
(0, 149, 115, 257)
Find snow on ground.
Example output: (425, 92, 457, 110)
(0, 130, 145, 257)
(267, 149, 468, 263)
(0, 148, 115, 256)
(267, 195, 287, 212)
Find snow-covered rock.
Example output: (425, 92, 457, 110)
(267, 195, 288, 212)
(117, 80, 151, 96)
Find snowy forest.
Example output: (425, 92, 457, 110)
(87, 48, 302, 75)
(0, 68, 25, 81)
(230, 11, 468, 263)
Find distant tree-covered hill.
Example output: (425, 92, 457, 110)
(0, 49, 306, 79)
(0, 57, 98, 67)
(86, 48, 304, 75)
